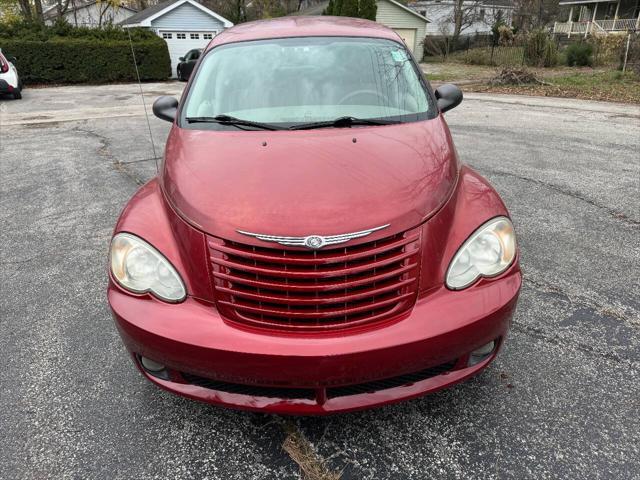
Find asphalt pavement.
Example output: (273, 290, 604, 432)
(1, 83, 639, 479)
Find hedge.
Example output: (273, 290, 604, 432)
(0, 23, 171, 84)
(0, 20, 159, 41)
(0, 37, 171, 84)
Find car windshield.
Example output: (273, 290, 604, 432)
(182, 36, 433, 129)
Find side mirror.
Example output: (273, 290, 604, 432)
(8, 56, 17, 64)
(179, 56, 185, 62)
(435, 84, 463, 113)
(152, 96, 178, 123)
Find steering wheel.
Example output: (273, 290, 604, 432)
(337, 89, 387, 105)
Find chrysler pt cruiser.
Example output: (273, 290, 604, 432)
(108, 17, 521, 414)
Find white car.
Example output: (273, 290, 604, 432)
(0, 50, 22, 100)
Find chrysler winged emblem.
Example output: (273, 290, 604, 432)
(237, 224, 390, 249)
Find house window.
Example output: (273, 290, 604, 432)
(177, 33, 186, 39)
(162, 33, 172, 39)
(190, 33, 200, 39)
(203, 33, 213, 39)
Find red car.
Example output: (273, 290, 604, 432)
(108, 17, 521, 414)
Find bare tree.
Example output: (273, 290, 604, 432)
(33, 0, 43, 21)
(201, 0, 249, 23)
(451, 0, 484, 42)
(56, 0, 71, 16)
(14, 0, 47, 22)
(72, 0, 78, 26)
(98, 0, 109, 26)
(92, 0, 124, 27)
(512, 0, 560, 29)
(17, 0, 34, 20)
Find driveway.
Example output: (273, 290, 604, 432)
(1, 83, 639, 479)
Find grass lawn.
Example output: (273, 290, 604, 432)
(422, 63, 496, 83)
(448, 46, 526, 66)
(421, 62, 640, 103)
(471, 70, 640, 103)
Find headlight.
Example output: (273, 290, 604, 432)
(110, 233, 186, 302)
(446, 217, 516, 290)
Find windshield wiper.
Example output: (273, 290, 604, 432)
(185, 114, 283, 131)
(289, 116, 399, 130)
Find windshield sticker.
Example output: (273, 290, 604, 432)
(391, 49, 408, 62)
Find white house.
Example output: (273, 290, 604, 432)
(292, 0, 430, 59)
(120, 0, 233, 78)
(553, 0, 640, 37)
(44, 0, 138, 27)
(410, 0, 515, 36)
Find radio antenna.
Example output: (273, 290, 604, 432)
(127, 27, 159, 173)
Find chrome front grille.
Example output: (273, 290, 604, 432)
(208, 228, 421, 332)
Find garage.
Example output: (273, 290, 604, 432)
(120, 0, 233, 78)
(159, 30, 218, 76)
(375, 0, 429, 58)
(392, 28, 417, 52)
(292, 0, 429, 59)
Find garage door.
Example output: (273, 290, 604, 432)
(393, 28, 417, 54)
(160, 31, 217, 78)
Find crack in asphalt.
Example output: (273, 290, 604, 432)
(473, 165, 640, 226)
(1, 253, 58, 266)
(512, 321, 639, 370)
(519, 276, 639, 368)
(119, 156, 162, 165)
(73, 126, 147, 186)
(524, 276, 638, 326)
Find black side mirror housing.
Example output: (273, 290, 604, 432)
(152, 96, 178, 123)
(8, 56, 17, 64)
(435, 84, 463, 113)
(179, 56, 185, 62)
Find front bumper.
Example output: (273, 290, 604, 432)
(109, 266, 521, 415)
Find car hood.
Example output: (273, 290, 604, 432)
(161, 117, 458, 244)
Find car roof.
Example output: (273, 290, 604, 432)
(206, 16, 401, 51)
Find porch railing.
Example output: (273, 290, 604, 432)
(596, 18, 638, 31)
(553, 18, 639, 37)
